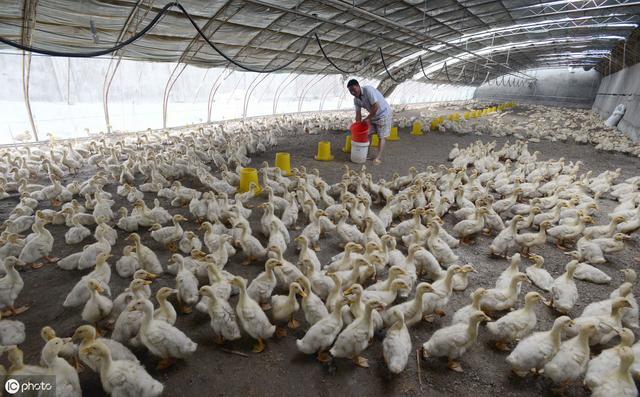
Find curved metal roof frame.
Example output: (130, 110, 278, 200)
(0, 0, 638, 88)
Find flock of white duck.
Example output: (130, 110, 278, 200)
(436, 103, 640, 158)
(0, 119, 639, 396)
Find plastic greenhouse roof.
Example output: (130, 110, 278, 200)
(0, 0, 638, 87)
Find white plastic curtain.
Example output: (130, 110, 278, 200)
(0, 51, 474, 144)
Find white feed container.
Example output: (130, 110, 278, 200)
(351, 141, 369, 163)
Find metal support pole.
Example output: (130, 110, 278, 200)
(623, 39, 627, 69)
(21, 0, 39, 142)
(207, 67, 231, 123)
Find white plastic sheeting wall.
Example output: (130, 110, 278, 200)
(0, 51, 473, 144)
(389, 80, 476, 104)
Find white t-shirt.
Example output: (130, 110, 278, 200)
(354, 85, 390, 122)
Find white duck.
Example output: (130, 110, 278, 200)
(590, 346, 637, 397)
(421, 310, 491, 372)
(41, 337, 82, 397)
(0, 257, 26, 316)
(296, 298, 348, 362)
(230, 277, 275, 353)
(199, 285, 241, 344)
(329, 299, 384, 368)
(383, 311, 412, 374)
(81, 342, 163, 397)
(487, 292, 543, 351)
(524, 254, 554, 292)
(550, 260, 579, 314)
(130, 298, 197, 369)
(543, 323, 597, 394)
(506, 316, 574, 377)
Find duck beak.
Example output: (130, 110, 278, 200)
(145, 273, 159, 279)
(343, 287, 353, 296)
(142, 280, 152, 285)
(298, 290, 307, 298)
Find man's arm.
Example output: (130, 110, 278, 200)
(355, 108, 362, 122)
(364, 102, 379, 122)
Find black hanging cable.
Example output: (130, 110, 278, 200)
(418, 56, 444, 82)
(176, 3, 312, 73)
(443, 62, 452, 83)
(379, 47, 400, 83)
(0, 2, 313, 73)
(314, 32, 371, 74)
(0, 2, 177, 57)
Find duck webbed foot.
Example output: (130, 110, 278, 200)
(447, 359, 464, 372)
(353, 355, 369, 368)
(252, 337, 266, 353)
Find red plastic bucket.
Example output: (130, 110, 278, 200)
(350, 122, 369, 143)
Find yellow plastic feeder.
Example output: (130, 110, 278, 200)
(387, 126, 400, 141)
(370, 134, 380, 148)
(463, 112, 470, 119)
(275, 152, 291, 176)
(411, 121, 423, 136)
(315, 141, 334, 161)
(239, 168, 262, 195)
(342, 135, 352, 153)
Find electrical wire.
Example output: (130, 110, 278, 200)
(418, 56, 444, 82)
(0, 2, 313, 73)
(313, 33, 372, 74)
(379, 47, 400, 83)
(443, 62, 452, 83)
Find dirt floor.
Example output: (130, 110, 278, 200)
(3, 102, 640, 397)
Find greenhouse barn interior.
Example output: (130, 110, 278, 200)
(1, 0, 640, 396)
